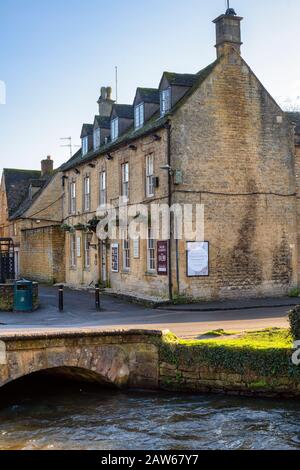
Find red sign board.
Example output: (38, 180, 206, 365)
(157, 241, 168, 276)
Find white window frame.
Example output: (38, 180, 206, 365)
(84, 233, 92, 269)
(82, 136, 89, 156)
(70, 233, 77, 268)
(122, 231, 130, 271)
(160, 88, 171, 115)
(111, 118, 119, 141)
(99, 171, 106, 207)
(146, 154, 155, 198)
(70, 180, 76, 214)
(93, 128, 101, 151)
(121, 162, 129, 200)
(134, 103, 144, 129)
(147, 228, 156, 272)
(83, 175, 91, 212)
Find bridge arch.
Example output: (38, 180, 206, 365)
(0, 330, 161, 390)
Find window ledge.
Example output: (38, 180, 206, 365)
(145, 271, 157, 277)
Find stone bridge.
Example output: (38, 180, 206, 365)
(0, 329, 162, 389)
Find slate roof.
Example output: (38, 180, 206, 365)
(2, 169, 43, 218)
(94, 116, 111, 129)
(61, 60, 219, 172)
(80, 124, 93, 138)
(162, 72, 200, 87)
(113, 104, 134, 120)
(136, 88, 160, 104)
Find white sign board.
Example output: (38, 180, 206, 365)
(111, 243, 119, 273)
(187, 242, 209, 277)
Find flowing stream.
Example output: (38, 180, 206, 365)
(0, 374, 299, 450)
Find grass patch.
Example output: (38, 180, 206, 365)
(159, 328, 298, 380)
(182, 328, 292, 349)
(201, 329, 239, 338)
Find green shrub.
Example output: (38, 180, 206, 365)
(289, 306, 300, 340)
(289, 288, 300, 298)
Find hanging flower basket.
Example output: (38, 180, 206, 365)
(74, 223, 90, 232)
(61, 224, 75, 233)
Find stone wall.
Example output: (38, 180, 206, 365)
(21, 226, 65, 283)
(63, 129, 170, 298)
(170, 49, 298, 299)
(0, 283, 39, 311)
(159, 359, 300, 398)
(0, 329, 299, 398)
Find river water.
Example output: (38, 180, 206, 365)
(0, 375, 299, 450)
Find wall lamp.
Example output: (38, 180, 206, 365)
(106, 153, 113, 161)
(74, 169, 81, 175)
(88, 163, 96, 168)
(160, 164, 174, 176)
(153, 134, 162, 141)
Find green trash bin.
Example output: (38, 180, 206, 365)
(14, 280, 33, 312)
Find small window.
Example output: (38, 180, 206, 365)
(111, 118, 119, 141)
(93, 128, 101, 151)
(134, 103, 144, 129)
(147, 227, 156, 272)
(160, 88, 171, 115)
(99, 171, 106, 207)
(70, 234, 77, 268)
(146, 154, 154, 197)
(82, 136, 89, 156)
(70, 180, 76, 214)
(121, 162, 129, 200)
(83, 175, 90, 212)
(122, 231, 130, 271)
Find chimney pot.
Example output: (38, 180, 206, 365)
(41, 156, 53, 177)
(97, 85, 115, 117)
(213, 11, 243, 58)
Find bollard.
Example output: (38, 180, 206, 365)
(58, 285, 64, 312)
(95, 283, 100, 311)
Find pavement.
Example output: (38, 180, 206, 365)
(0, 286, 297, 339)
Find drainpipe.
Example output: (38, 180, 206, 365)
(165, 121, 173, 302)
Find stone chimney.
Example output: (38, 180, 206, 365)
(41, 156, 53, 177)
(213, 8, 243, 58)
(97, 86, 114, 117)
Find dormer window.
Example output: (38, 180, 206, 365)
(93, 128, 101, 151)
(134, 103, 144, 129)
(111, 118, 119, 142)
(82, 136, 89, 156)
(160, 88, 171, 115)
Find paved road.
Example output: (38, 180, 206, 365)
(0, 286, 295, 339)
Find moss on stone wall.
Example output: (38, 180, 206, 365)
(158, 329, 300, 397)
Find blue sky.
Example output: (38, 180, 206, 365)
(0, 0, 299, 172)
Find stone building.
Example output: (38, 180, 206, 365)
(0, 157, 65, 282)
(60, 9, 299, 301)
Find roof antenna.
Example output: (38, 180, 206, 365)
(226, 0, 237, 15)
(115, 66, 118, 103)
(60, 137, 80, 158)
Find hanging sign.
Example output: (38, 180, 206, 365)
(157, 241, 168, 276)
(187, 241, 209, 277)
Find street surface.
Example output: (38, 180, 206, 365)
(0, 286, 296, 339)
